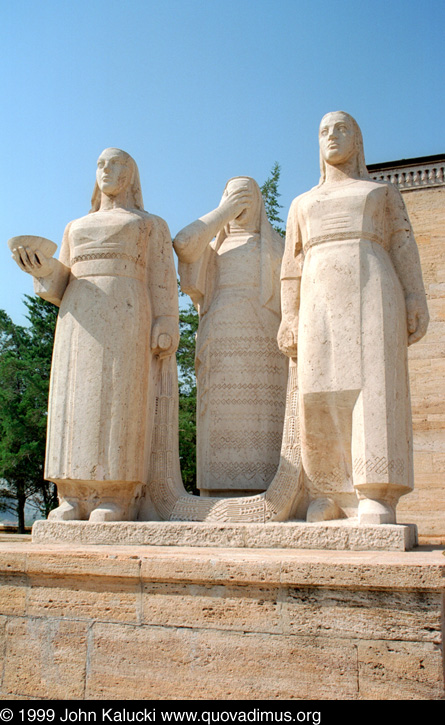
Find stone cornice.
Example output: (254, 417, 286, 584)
(367, 154, 445, 191)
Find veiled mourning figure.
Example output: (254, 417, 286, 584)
(10, 148, 179, 521)
(278, 112, 429, 525)
(174, 177, 287, 497)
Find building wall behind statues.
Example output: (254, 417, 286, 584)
(368, 157, 444, 539)
(401, 184, 445, 538)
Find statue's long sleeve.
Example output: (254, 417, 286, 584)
(34, 223, 71, 307)
(387, 184, 428, 302)
(280, 197, 303, 319)
(148, 216, 179, 321)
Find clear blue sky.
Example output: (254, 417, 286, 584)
(0, 0, 443, 324)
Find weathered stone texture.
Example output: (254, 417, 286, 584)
(0, 542, 443, 701)
(2, 617, 88, 699)
(282, 587, 443, 642)
(400, 186, 445, 537)
(27, 574, 140, 624)
(32, 519, 417, 551)
(86, 623, 359, 701)
(141, 582, 282, 634)
(357, 639, 444, 700)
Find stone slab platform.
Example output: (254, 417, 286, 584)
(32, 519, 418, 551)
(0, 541, 443, 700)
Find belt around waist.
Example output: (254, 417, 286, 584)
(70, 253, 146, 280)
(304, 231, 385, 255)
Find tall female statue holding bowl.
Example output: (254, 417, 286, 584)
(10, 148, 179, 521)
(278, 112, 429, 524)
(174, 177, 287, 498)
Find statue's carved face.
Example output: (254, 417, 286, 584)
(96, 149, 133, 197)
(319, 112, 356, 167)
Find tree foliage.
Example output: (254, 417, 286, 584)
(0, 296, 58, 531)
(176, 284, 198, 494)
(260, 161, 285, 237)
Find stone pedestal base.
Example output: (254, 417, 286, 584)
(32, 519, 418, 551)
(0, 541, 443, 700)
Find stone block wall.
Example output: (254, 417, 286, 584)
(400, 186, 445, 537)
(368, 158, 445, 538)
(0, 543, 443, 700)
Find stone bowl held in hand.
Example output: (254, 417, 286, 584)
(7, 235, 57, 258)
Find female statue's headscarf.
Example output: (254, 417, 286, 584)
(89, 148, 145, 212)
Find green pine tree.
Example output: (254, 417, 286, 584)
(177, 284, 198, 493)
(0, 296, 58, 531)
(260, 161, 285, 237)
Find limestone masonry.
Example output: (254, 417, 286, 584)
(368, 155, 445, 539)
(0, 542, 442, 700)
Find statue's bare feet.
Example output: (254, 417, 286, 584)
(306, 497, 345, 523)
(89, 503, 124, 522)
(358, 499, 395, 525)
(48, 500, 81, 521)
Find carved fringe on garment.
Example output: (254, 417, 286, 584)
(146, 357, 303, 523)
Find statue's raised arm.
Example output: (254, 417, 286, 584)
(173, 176, 287, 498)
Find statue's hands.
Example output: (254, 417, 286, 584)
(151, 316, 180, 359)
(406, 294, 429, 346)
(12, 246, 54, 278)
(277, 316, 299, 358)
(220, 187, 252, 222)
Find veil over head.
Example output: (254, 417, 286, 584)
(214, 176, 283, 315)
(90, 148, 144, 212)
(318, 112, 370, 184)
(178, 175, 284, 317)
(218, 176, 262, 236)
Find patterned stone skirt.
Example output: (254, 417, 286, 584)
(195, 286, 287, 495)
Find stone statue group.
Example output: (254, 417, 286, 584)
(10, 112, 429, 527)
